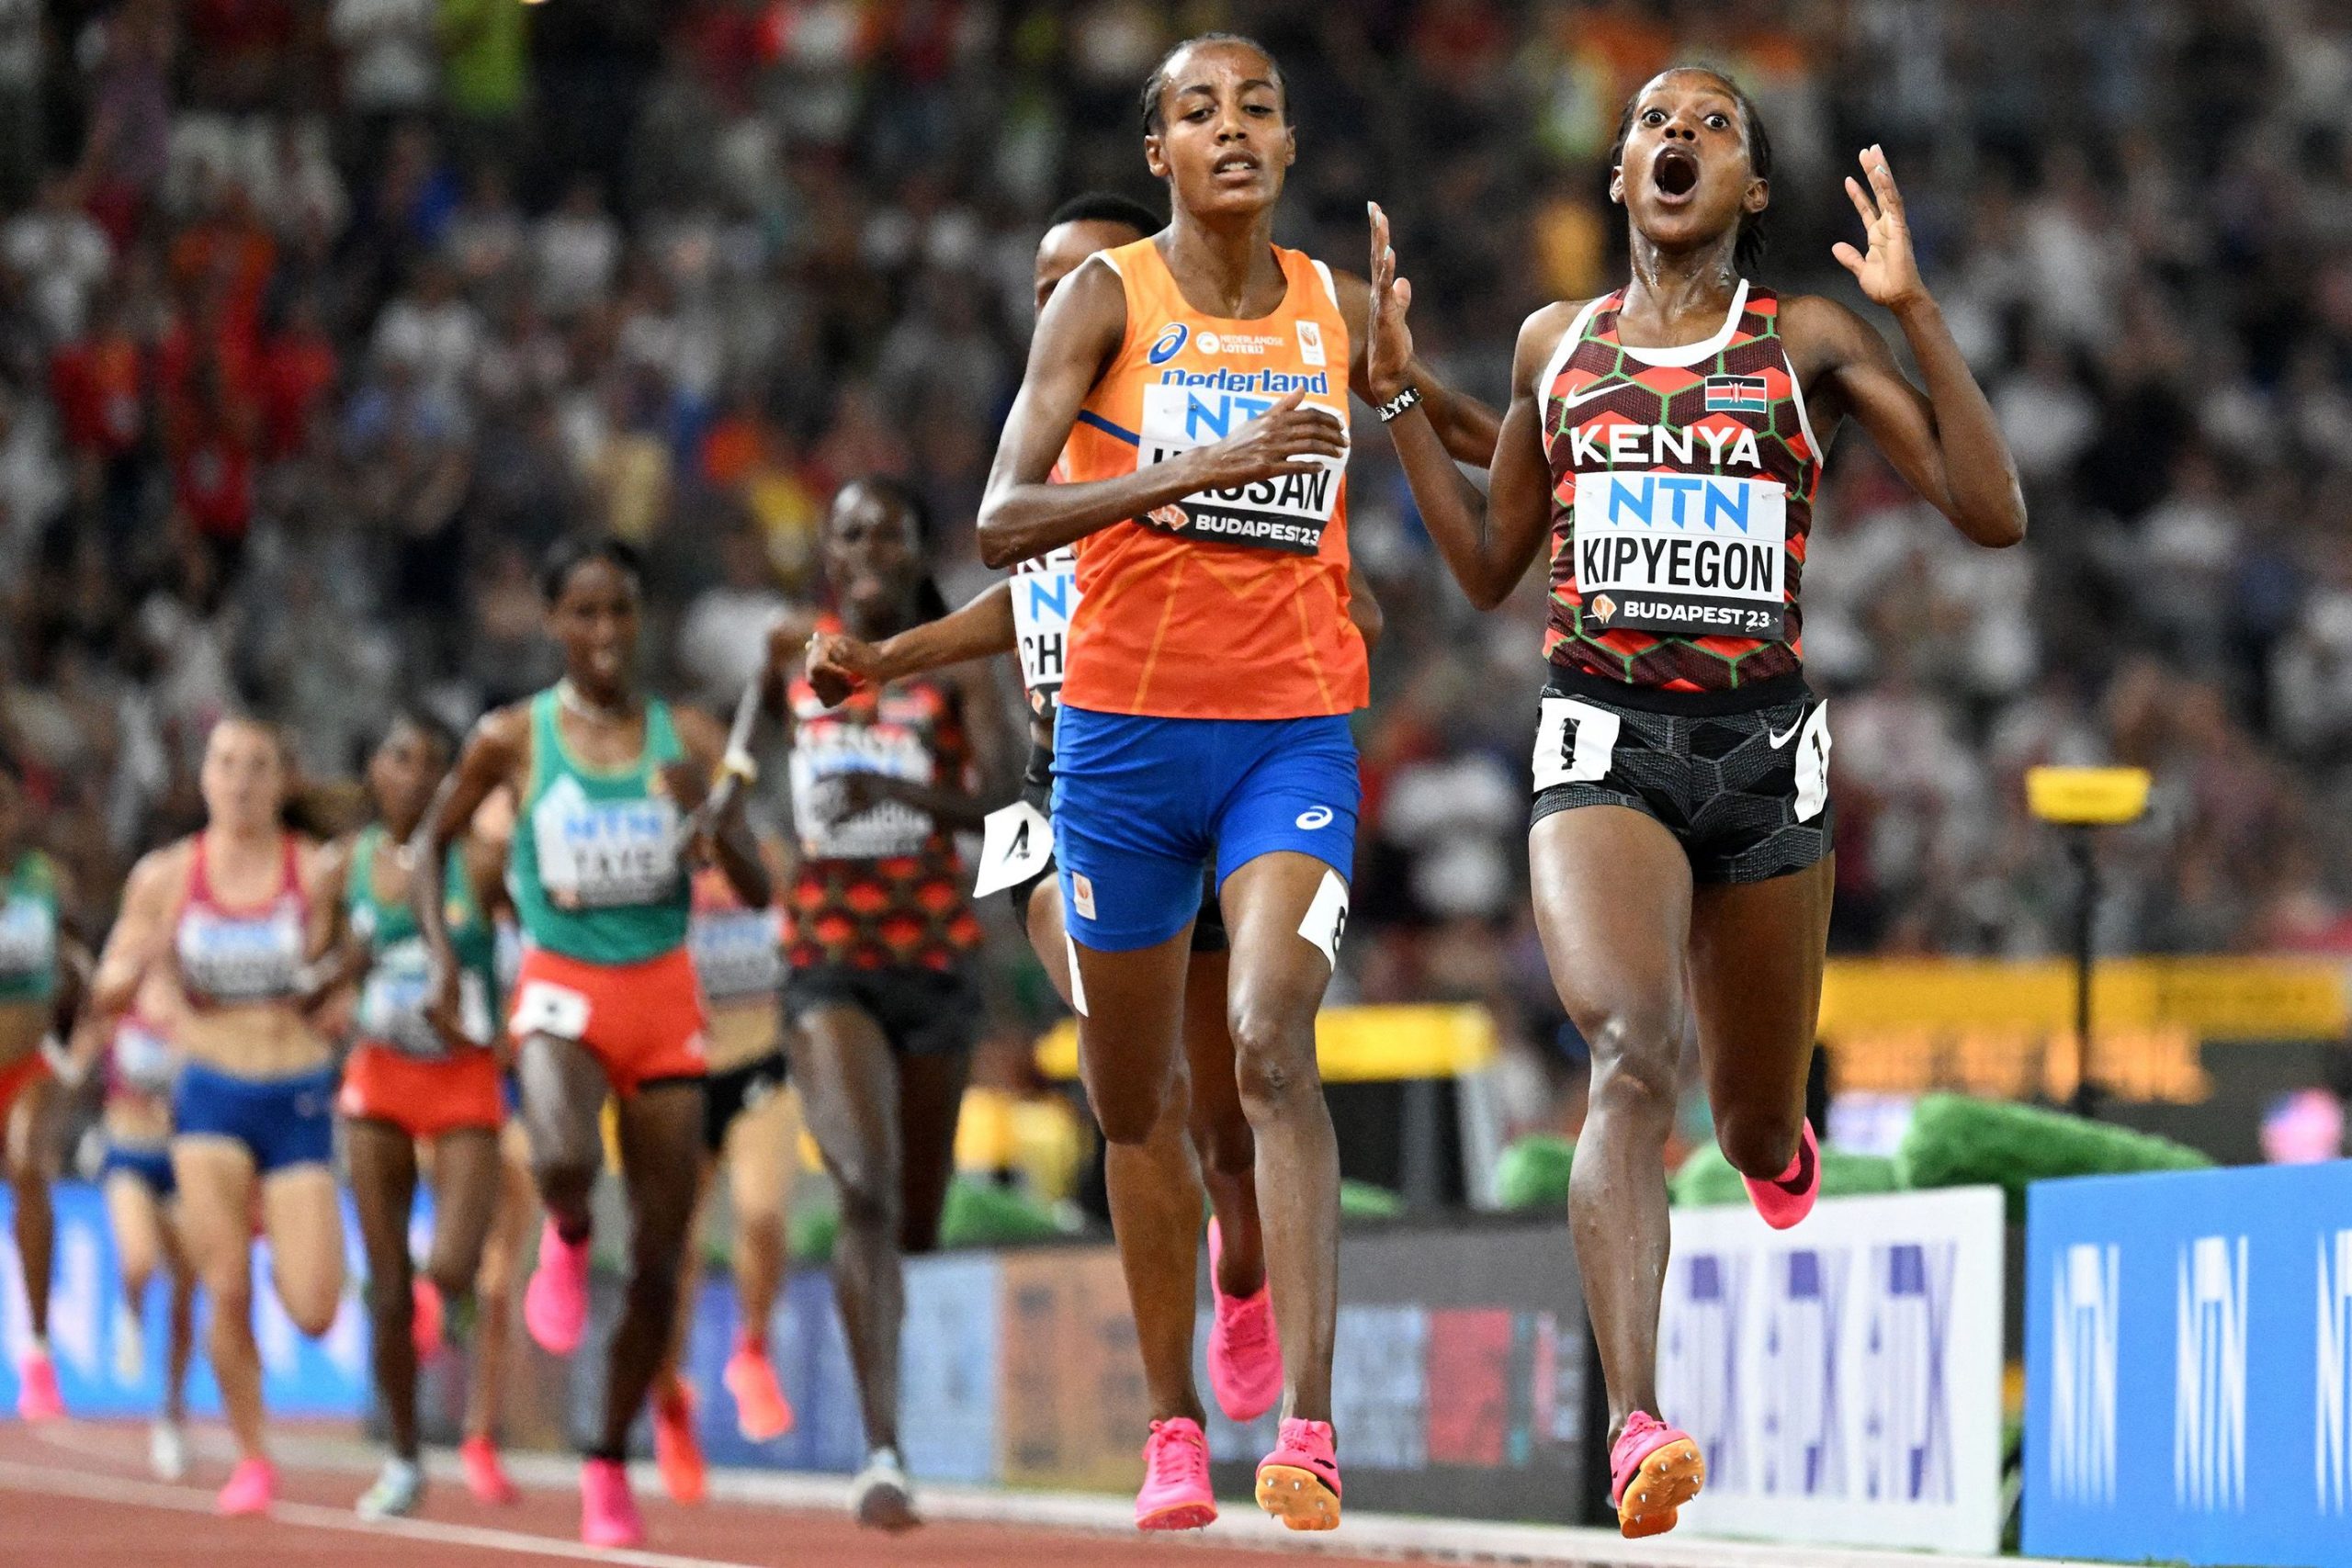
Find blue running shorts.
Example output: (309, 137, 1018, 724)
(100, 1141, 176, 1200)
(173, 1060, 336, 1175)
(1051, 707, 1359, 953)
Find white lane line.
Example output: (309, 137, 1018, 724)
(0, 1456, 766, 1568)
(34, 1426, 2109, 1568)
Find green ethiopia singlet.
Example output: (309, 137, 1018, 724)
(0, 851, 59, 1005)
(347, 824, 498, 1055)
(510, 687, 692, 965)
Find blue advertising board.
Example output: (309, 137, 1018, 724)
(0, 1180, 370, 1418)
(2024, 1160, 2352, 1567)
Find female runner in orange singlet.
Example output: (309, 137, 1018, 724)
(976, 34, 1498, 1532)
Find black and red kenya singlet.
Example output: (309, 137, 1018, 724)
(1540, 280, 1822, 694)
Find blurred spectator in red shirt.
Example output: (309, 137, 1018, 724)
(258, 292, 339, 460)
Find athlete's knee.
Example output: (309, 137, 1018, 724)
(283, 1270, 344, 1337)
(1575, 995, 1685, 1080)
(1714, 1108, 1802, 1180)
(1227, 1004, 1320, 1116)
(206, 1266, 254, 1320)
(424, 1251, 476, 1303)
(533, 1157, 597, 1213)
(1090, 1079, 1169, 1146)
(834, 1170, 902, 1238)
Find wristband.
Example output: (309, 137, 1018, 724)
(1374, 384, 1424, 423)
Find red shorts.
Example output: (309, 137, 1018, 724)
(336, 1043, 503, 1140)
(0, 1050, 50, 1124)
(508, 945, 707, 1097)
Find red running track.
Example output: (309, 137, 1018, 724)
(0, 1422, 1403, 1568)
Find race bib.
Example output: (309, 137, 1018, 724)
(1571, 473, 1788, 639)
(530, 775, 683, 909)
(114, 1021, 177, 1094)
(356, 937, 492, 1056)
(689, 908, 784, 1002)
(1011, 549, 1079, 709)
(789, 716, 936, 861)
(1135, 380, 1346, 556)
(511, 978, 591, 1042)
(973, 800, 1053, 899)
(0, 897, 54, 982)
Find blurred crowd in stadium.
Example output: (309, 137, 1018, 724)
(3, 0, 2352, 1120)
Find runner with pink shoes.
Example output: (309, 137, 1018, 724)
(1372, 59, 2020, 1537)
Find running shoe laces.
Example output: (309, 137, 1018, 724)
(1148, 1419, 1206, 1485)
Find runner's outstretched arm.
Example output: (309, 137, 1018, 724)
(413, 709, 524, 1044)
(1331, 267, 1503, 467)
(1364, 205, 1556, 610)
(804, 582, 1015, 706)
(1789, 147, 2024, 547)
(673, 705, 769, 908)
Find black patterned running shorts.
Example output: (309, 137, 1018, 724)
(1528, 667, 1833, 885)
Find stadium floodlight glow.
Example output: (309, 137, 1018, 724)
(2026, 767, 2152, 1121)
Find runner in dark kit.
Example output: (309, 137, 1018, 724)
(1367, 67, 2025, 1537)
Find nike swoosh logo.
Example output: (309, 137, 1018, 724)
(1767, 716, 1805, 748)
(1558, 381, 1619, 409)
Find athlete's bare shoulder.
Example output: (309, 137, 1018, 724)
(121, 839, 193, 910)
(669, 701, 729, 762)
(1514, 299, 1596, 396)
(1033, 254, 1129, 369)
(1771, 292, 1879, 372)
(462, 702, 533, 791)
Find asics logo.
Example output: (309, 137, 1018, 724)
(1767, 716, 1805, 749)
(1148, 323, 1189, 365)
(1295, 807, 1334, 829)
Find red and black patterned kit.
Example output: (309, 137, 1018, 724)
(784, 641, 982, 974)
(1539, 280, 1823, 695)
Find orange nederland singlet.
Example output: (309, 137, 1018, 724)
(1056, 238, 1367, 721)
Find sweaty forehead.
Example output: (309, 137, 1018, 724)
(1638, 71, 1738, 116)
(1166, 46, 1280, 105)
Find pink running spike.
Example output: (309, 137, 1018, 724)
(1206, 1220, 1282, 1422)
(580, 1457, 644, 1549)
(215, 1458, 277, 1517)
(523, 1219, 591, 1355)
(1742, 1119, 1821, 1231)
(1135, 1417, 1216, 1531)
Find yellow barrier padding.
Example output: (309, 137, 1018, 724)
(2026, 764, 2152, 824)
(1034, 1003, 1498, 1083)
(1828, 1025, 2213, 1104)
(953, 1086, 1086, 1202)
(1817, 956, 2347, 1041)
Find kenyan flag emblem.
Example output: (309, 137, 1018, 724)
(1705, 375, 1768, 415)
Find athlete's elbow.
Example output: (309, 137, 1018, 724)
(1464, 572, 1513, 613)
(975, 503, 1022, 570)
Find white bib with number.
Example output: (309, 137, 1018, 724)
(0, 897, 54, 982)
(1011, 548, 1079, 707)
(529, 775, 683, 909)
(1571, 473, 1788, 639)
(357, 936, 492, 1056)
(788, 716, 935, 861)
(1135, 381, 1347, 556)
(973, 800, 1053, 899)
